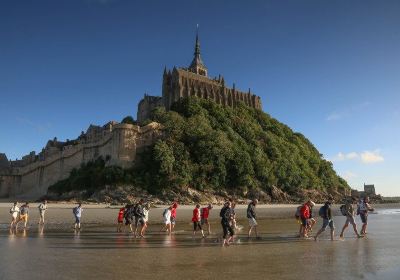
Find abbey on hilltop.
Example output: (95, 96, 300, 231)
(137, 30, 263, 123)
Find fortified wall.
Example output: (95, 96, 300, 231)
(0, 122, 163, 199)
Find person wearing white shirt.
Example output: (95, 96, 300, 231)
(160, 206, 172, 235)
(38, 200, 48, 225)
(9, 202, 20, 229)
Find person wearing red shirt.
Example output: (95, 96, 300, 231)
(171, 202, 178, 232)
(117, 205, 126, 232)
(300, 201, 315, 238)
(192, 204, 205, 238)
(201, 204, 213, 235)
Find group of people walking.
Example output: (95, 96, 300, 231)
(296, 196, 374, 241)
(9, 200, 48, 231)
(8, 196, 374, 246)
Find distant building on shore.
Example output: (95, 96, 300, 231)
(351, 183, 376, 198)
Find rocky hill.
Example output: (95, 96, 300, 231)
(47, 97, 349, 204)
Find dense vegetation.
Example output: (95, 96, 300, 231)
(48, 97, 349, 198)
(121, 116, 137, 125)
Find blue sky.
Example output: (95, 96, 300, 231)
(0, 0, 399, 196)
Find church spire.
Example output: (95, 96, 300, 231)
(189, 24, 208, 77)
(194, 24, 200, 58)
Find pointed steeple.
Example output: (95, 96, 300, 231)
(194, 25, 200, 58)
(189, 24, 208, 77)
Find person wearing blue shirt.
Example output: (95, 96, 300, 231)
(73, 203, 83, 230)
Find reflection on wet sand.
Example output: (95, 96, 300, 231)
(0, 209, 399, 280)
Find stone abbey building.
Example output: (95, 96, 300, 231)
(0, 32, 263, 199)
(137, 32, 262, 123)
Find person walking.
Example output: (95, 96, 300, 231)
(73, 203, 83, 230)
(359, 197, 374, 236)
(124, 204, 135, 233)
(339, 197, 362, 239)
(16, 202, 30, 230)
(38, 200, 48, 225)
(299, 200, 314, 238)
(220, 201, 235, 246)
(192, 204, 205, 238)
(308, 203, 317, 233)
(140, 203, 151, 237)
(314, 196, 335, 241)
(9, 202, 20, 229)
(117, 205, 126, 232)
(171, 201, 178, 232)
(247, 199, 259, 238)
(160, 206, 173, 235)
(231, 202, 239, 231)
(133, 199, 145, 237)
(201, 204, 213, 235)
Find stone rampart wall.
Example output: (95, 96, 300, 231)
(0, 122, 162, 199)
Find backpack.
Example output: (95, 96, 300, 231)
(73, 207, 78, 215)
(356, 205, 361, 216)
(162, 208, 168, 218)
(201, 207, 206, 218)
(318, 205, 327, 218)
(295, 206, 302, 218)
(220, 206, 227, 218)
(340, 205, 347, 216)
(132, 204, 139, 217)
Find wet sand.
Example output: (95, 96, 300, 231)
(1, 203, 400, 280)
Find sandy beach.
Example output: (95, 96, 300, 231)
(1, 202, 400, 279)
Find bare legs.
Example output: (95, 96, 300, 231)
(38, 213, 45, 225)
(314, 228, 335, 241)
(140, 223, 147, 237)
(361, 223, 368, 235)
(340, 222, 361, 239)
(160, 223, 172, 235)
(248, 225, 258, 238)
(16, 216, 28, 230)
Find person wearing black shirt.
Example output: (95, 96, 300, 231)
(247, 199, 259, 238)
(220, 201, 235, 246)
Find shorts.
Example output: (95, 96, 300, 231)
(163, 219, 171, 225)
(345, 215, 356, 226)
(221, 221, 235, 239)
(135, 217, 144, 227)
(170, 217, 176, 225)
(321, 218, 335, 230)
(118, 220, 123, 224)
(75, 216, 81, 224)
(248, 217, 258, 227)
(360, 213, 368, 224)
(193, 221, 202, 231)
(201, 218, 208, 225)
(19, 214, 28, 221)
(301, 218, 308, 227)
(125, 218, 132, 225)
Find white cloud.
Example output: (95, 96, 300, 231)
(326, 101, 370, 122)
(360, 150, 384, 164)
(330, 149, 384, 164)
(331, 152, 359, 162)
(341, 171, 358, 180)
